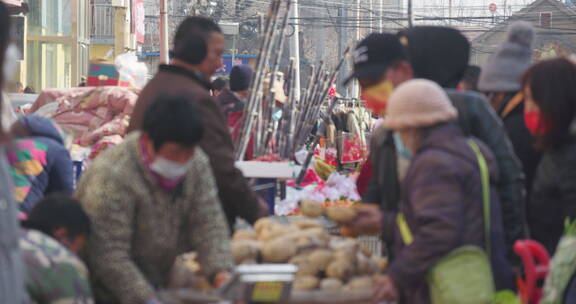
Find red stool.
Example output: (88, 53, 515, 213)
(514, 240, 550, 304)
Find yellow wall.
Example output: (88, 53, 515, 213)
(90, 45, 114, 60)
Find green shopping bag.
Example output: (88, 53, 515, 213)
(427, 245, 495, 304)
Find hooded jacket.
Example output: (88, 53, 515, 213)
(8, 115, 74, 212)
(365, 26, 526, 262)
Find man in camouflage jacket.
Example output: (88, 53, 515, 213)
(19, 194, 94, 304)
(20, 229, 93, 304)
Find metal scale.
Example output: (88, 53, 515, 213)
(220, 264, 297, 303)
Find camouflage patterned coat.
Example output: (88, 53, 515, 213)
(75, 133, 233, 304)
(20, 229, 93, 304)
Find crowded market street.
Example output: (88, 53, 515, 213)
(1, 0, 576, 303)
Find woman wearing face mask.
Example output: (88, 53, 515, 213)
(521, 58, 576, 256)
(349, 79, 513, 303)
(75, 95, 233, 304)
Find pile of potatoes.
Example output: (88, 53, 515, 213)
(231, 217, 388, 292)
(299, 199, 357, 223)
(299, 199, 382, 237)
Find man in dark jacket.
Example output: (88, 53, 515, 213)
(478, 21, 542, 195)
(217, 65, 254, 158)
(9, 115, 74, 213)
(348, 29, 526, 261)
(127, 17, 264, 229)
(218, 64, 252, 120)
(400, 26, 528, 257)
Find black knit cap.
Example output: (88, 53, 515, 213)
(343, 33, 408, 85)
(229, 65, 254, 92)
(398, 26, 470, 89)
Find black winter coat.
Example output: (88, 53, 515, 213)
(497, 93, 541, 195)
(364, 90, 527, 260)
(529, 128, 576, 255)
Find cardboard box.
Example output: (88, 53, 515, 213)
(87, 61, 128, 87)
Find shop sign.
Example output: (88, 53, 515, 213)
(133, 0, 145, 43)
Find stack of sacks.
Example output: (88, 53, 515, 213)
(28, 86, 138, 159)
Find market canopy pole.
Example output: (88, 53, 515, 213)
(378, 0, 384, 32)
(407, 0, 414, 27)
(352, 0, 360, 98)
(290, 0, 301, 101)
(159, 0, 169, 64)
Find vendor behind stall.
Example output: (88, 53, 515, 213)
(76, 95, 233, 304)
(8, 115, 74, 213)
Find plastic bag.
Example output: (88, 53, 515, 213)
(114, 53, 148, 88)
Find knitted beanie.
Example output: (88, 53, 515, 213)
(384, 79, 458, 130)
(229, 65, 254, 92)
(478, 21, 534, 92)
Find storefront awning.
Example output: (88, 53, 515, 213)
(2, 0, 29, 14)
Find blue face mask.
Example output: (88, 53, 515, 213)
(393, 133, 413, 160)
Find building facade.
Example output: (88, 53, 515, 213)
(8, 0, 90, 91)
(472, 0, 576, 65)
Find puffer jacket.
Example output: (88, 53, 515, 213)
(8, 115, 74, 212)
(364, 90, 526, 261)
(383, 123, 514, 304)
(529, 122, 576, 255)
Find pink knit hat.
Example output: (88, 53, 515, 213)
(383, 79, 458, 130)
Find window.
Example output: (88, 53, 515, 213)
(27, 0, 72, 36)
(540, 12, 552, 28)
(27, 41, 71, 89)
(25, 0, 85, 90)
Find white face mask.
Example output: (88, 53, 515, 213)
(3, 44, 20, 82)
(150, 157, 191, 180)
